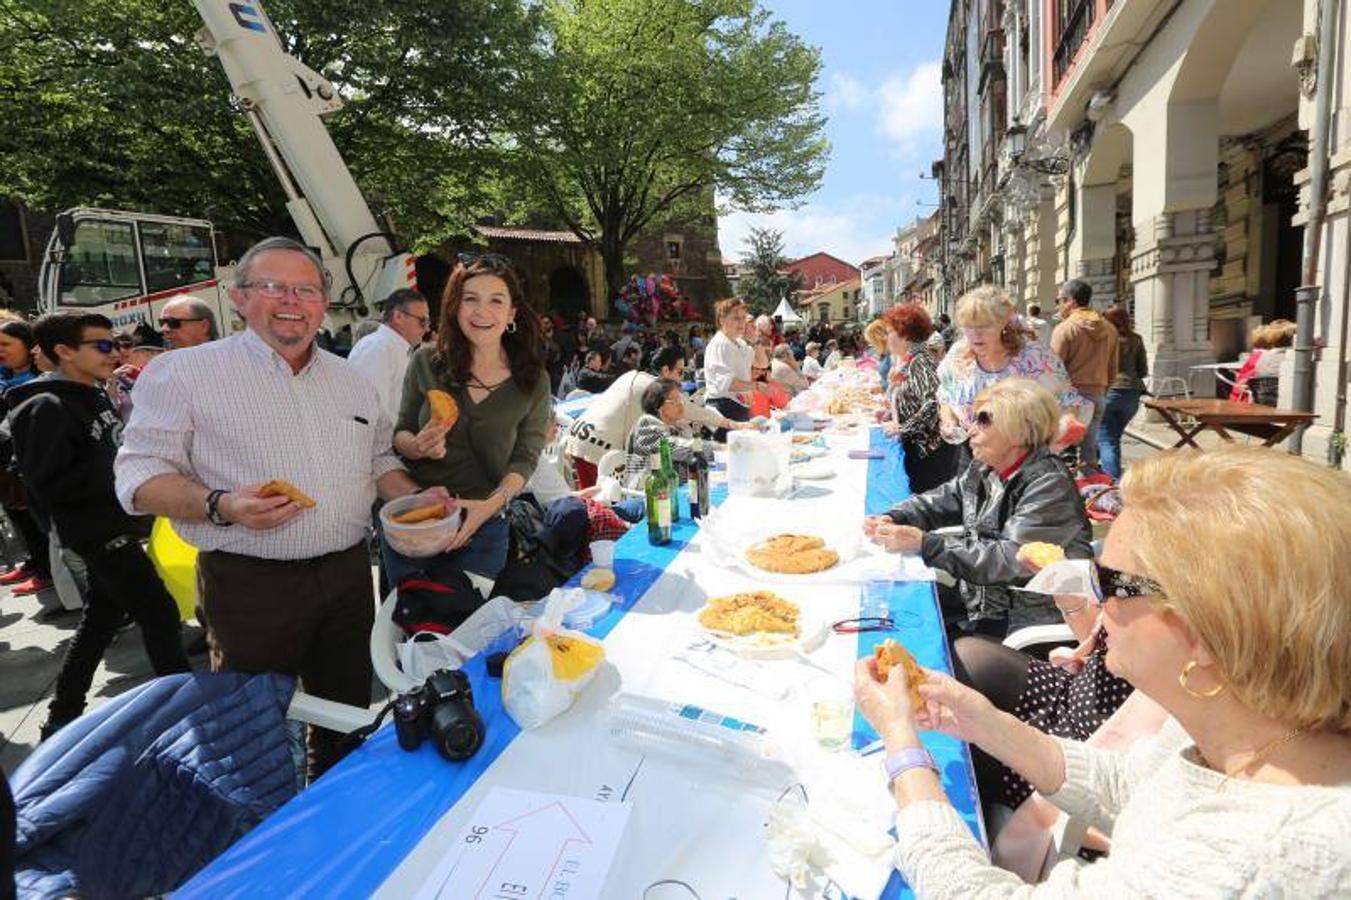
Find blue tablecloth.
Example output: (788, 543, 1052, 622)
(177, 428, 982, 898)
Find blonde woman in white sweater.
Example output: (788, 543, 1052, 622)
(856, 445, 1351, 898)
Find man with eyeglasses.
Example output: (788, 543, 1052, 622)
(115, 236, 434, 780)
(8, 312, 191, 740)
(157, 296, 218, 349)
(346, 288, 430, 425)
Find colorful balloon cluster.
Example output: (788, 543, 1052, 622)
(613, 273, 700, 324)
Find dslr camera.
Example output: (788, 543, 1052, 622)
(393, 668, 485, 761)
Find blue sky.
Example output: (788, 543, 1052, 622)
(717, 0, 949, 267)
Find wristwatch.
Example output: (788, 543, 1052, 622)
(884, 747, 939, 788)
(205, 489, 233, 527)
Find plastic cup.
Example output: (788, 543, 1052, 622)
(809, 679, 853, 750)
(590, 540, 616, 569)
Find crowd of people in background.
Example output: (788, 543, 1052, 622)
(2, 236, 1347, 898)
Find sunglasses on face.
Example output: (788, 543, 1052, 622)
(79, 339, 117, 354)
(972, 409, 994, 429)
(159, 316, 205, 329)
(457, 251, 514, 271)
(1094, 562, 1165, 603)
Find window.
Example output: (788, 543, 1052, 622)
(59, 220, 141, 306)
(666, 240, 682, 261)
(0, 201, 27, 262)
(140, 221, 216, 294)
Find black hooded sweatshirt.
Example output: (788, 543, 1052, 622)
(6, 375, 134, 551)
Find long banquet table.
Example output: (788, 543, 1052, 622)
(176, 425, 983, 899)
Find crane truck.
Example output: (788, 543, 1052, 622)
(37, 0, 418, 333)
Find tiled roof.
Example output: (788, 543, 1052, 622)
(473, 225, 584, 244)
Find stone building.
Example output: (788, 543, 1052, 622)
(937, 0, 1349, 464)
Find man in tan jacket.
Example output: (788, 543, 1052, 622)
(1050, 279, 1118, 468)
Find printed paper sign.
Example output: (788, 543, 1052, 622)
(413, 788, 632, 900)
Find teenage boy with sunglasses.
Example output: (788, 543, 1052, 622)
(7, 313, 190, 739)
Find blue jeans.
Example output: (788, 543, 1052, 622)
(380, 515, 510, 591)
(1098, 389, 1142, 480)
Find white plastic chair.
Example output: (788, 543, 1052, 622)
(1144, 375, 1189, 400)
(597, 449, 644, 498)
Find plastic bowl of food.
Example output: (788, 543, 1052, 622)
(379, 494, 463, 558)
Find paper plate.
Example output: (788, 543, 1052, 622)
(792, 459, 836, 480)
(700, 611, 829, 658)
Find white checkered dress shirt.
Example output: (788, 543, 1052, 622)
(115, 328, 404, 560)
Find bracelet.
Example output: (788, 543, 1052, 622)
(884, 747, 939, 788)
(205, 489, 232, 527)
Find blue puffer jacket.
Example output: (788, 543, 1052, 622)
(11, 672, 298, 899)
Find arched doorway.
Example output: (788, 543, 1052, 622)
(548, 265, 589, 321)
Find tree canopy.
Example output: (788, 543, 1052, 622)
(506, 0, 828, 298)
(1, 0, 827, 299)
(0, 0, 539, 245)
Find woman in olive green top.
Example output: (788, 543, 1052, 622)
(387, 254, 551, 583)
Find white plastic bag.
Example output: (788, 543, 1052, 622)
(501, 590, 605, 729)
(397, 631, 469, 684)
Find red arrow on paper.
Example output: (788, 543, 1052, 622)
(472, 802, 594, 899)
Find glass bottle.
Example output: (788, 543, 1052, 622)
(644, 453, 672, 545)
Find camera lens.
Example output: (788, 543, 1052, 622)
(429, 698, 485, 761)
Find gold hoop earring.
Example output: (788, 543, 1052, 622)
(1179, 660, 1225, 699)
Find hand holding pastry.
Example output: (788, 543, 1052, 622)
(219, 482, 308, 530)
(409, 419, 451, 460)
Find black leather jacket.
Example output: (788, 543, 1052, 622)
(886, 446, 1094, 633)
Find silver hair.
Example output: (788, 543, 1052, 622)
(164, 295, 219, 339)
(771, 343, 793, 360)
(234, 236, 329, 295)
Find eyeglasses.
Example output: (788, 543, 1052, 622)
(159, 316, 205, 329)
(962, 324, 1000, 337)
(1095, 563, 1165, 603)
(78, 339, 117, 354)
(395, 308, 432, 328)
(972, 409, 994, 429)
(239, 281, 327, 303)
(457, 251, 514, 271)
(662, 394, 683, 407)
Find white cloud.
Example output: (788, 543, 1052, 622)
(718, 201, 896, 270)
(826, 71, 869, 112)
(876, 62, 943, 149)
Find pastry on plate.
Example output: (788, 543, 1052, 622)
(1017, 542, 1065, 569)
(745, 533, 839, 574)
(874, 638, 926, 709)
(699, 590, 799, 637)
(390, 503, 448, 524)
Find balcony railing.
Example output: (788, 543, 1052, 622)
(1052, 0, 1095, 88)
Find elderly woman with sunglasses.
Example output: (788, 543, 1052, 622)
(866, 378, 1093, 638)
(936, 286, 1088, 466)
(855, 446, 1351, 898)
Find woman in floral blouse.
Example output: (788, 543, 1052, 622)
(881, 303, 960, 494)
(937, 286, 1088, 468)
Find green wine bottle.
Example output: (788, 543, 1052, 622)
(644, 453, 672, 545)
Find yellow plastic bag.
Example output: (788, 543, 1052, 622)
(146, 518, 198, 622)
(501, 591, 605, 728)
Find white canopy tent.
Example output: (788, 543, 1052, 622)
(772, 296, 803, 324)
